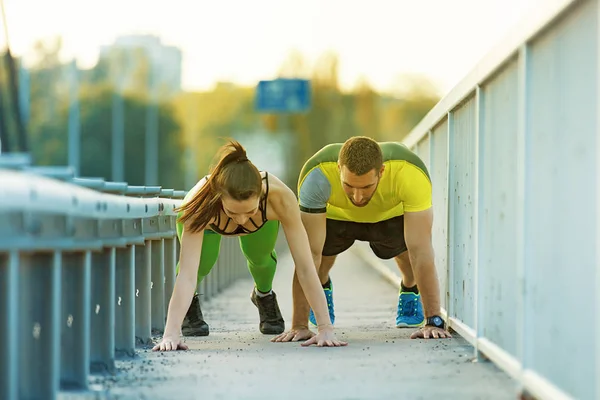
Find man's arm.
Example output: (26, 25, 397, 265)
(291, 211, 327, 329)
(403, 207, 441, 318)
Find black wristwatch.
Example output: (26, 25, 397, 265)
(426, 315, 445, 329)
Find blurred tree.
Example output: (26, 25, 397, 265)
(171, 83, 258, 182)
(278, 49, 310, 79)
(0, 52, 14, 150)
(24, 37, 186, 188)
(354, 76, 379, 140)
(379, 73, 440, 141)
(28, 83, 184, 189)
(23, 37, 441, 193)
(24, 37, 69, 165)
(28, 37, 66, 134)
(283, 51, 345, 187)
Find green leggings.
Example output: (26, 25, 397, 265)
(176, 218, 279, 293)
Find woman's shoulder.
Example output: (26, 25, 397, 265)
(263, 171, 290, 195)
(183, 175, 209, 203)
(263, 171, 298, 212)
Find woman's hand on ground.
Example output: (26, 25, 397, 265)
(152, 334, 189, 352)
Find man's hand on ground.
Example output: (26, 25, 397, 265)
(410, 326, 452, 339)
(271, 327, 315, 343)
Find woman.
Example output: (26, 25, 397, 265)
(153, 140, 347, 351)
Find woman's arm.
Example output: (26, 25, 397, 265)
(153, 227, 204, 351)
(273, 185, 347, 347)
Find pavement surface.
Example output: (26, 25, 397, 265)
(90, 247, 519, 400)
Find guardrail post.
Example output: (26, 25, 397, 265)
(0, 169, 189, 399)
(0, 251, 18, 400)
(19, 251, 62, 400)
(115, 246, 135, 357)
(151, 238, 165, 332)
(90, 248, 116, 372)
(135, 241, 152, 345)
(60, 251, 91, 391)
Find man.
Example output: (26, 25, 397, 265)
(273, 136, 451, 343)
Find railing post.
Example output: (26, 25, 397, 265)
(595, 0, 600, 395)
(90, 248, 116, 373)
(0, 251, 18, 400)
(60, 251, 91, 390)
(19, 252, 62, 400)
(151, 238, 165, 332)
(516, 44, 529, 385)
(474, 85, 484, 361)
(446, 112, 455, 321)
(115, 245, 136, 357)
(0, 169, 187, 399)
(135, 240, 152, 345)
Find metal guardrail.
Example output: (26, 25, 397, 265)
(375, 0, 598, 399)
(0, 157, 248, 400)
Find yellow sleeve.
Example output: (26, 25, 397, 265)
(399, 163, 432, 212)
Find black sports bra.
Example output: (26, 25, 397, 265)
(209, 172, 269, 236)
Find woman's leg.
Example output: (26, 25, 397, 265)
(176, 214, 221, 284)
(239, 221, 284, 334)
(239, 220, 279, 292)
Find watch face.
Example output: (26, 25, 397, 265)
(433, 316, 443, 326)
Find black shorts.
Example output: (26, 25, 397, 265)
(322, 215, 407, 259)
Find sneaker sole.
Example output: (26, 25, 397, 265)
(181, 327, 210, 336)
(396, 321, 425, 328)
(251, 293, 285, 335)
(260, 326, 285, 335)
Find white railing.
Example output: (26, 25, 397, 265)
(393, 0, 598, 398)
(0, 158, 247, 400)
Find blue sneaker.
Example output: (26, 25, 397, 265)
(396, 291, 424, 327)
(309, 279, 335, 326)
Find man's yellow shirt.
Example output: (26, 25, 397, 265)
(297, 142, 432, 223)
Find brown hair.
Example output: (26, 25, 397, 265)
(339, 136, 383, 175)
(176, 140, 262, 232)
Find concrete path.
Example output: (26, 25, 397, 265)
(93, 248, 518, 400)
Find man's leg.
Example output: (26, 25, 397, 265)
(307, 255, 337, 326)
(239, 220, 285, 335)
(394, 251, 416, 288)
(317, 255, 337, 284)
(393, 250, 423, 327)
(367, 216, 425, 328)
(308, 219, 356, 326)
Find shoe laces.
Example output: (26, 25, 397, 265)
(398, 297, 418, 317)
(189, 295, 204, 323)
(258, 294, 280, 320)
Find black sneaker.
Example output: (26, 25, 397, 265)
(250, 289, 285, 335)
(182, 294, 209, 336)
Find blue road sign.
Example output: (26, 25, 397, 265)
(255, 78, 311, 113)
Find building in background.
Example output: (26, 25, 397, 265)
(98, 34, 182, 97)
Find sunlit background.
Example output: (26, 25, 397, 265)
(1, 0, 542, 191)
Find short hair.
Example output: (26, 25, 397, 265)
(339, 136, 383, 175)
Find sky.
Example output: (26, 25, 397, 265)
(2, 0, 542, 96)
